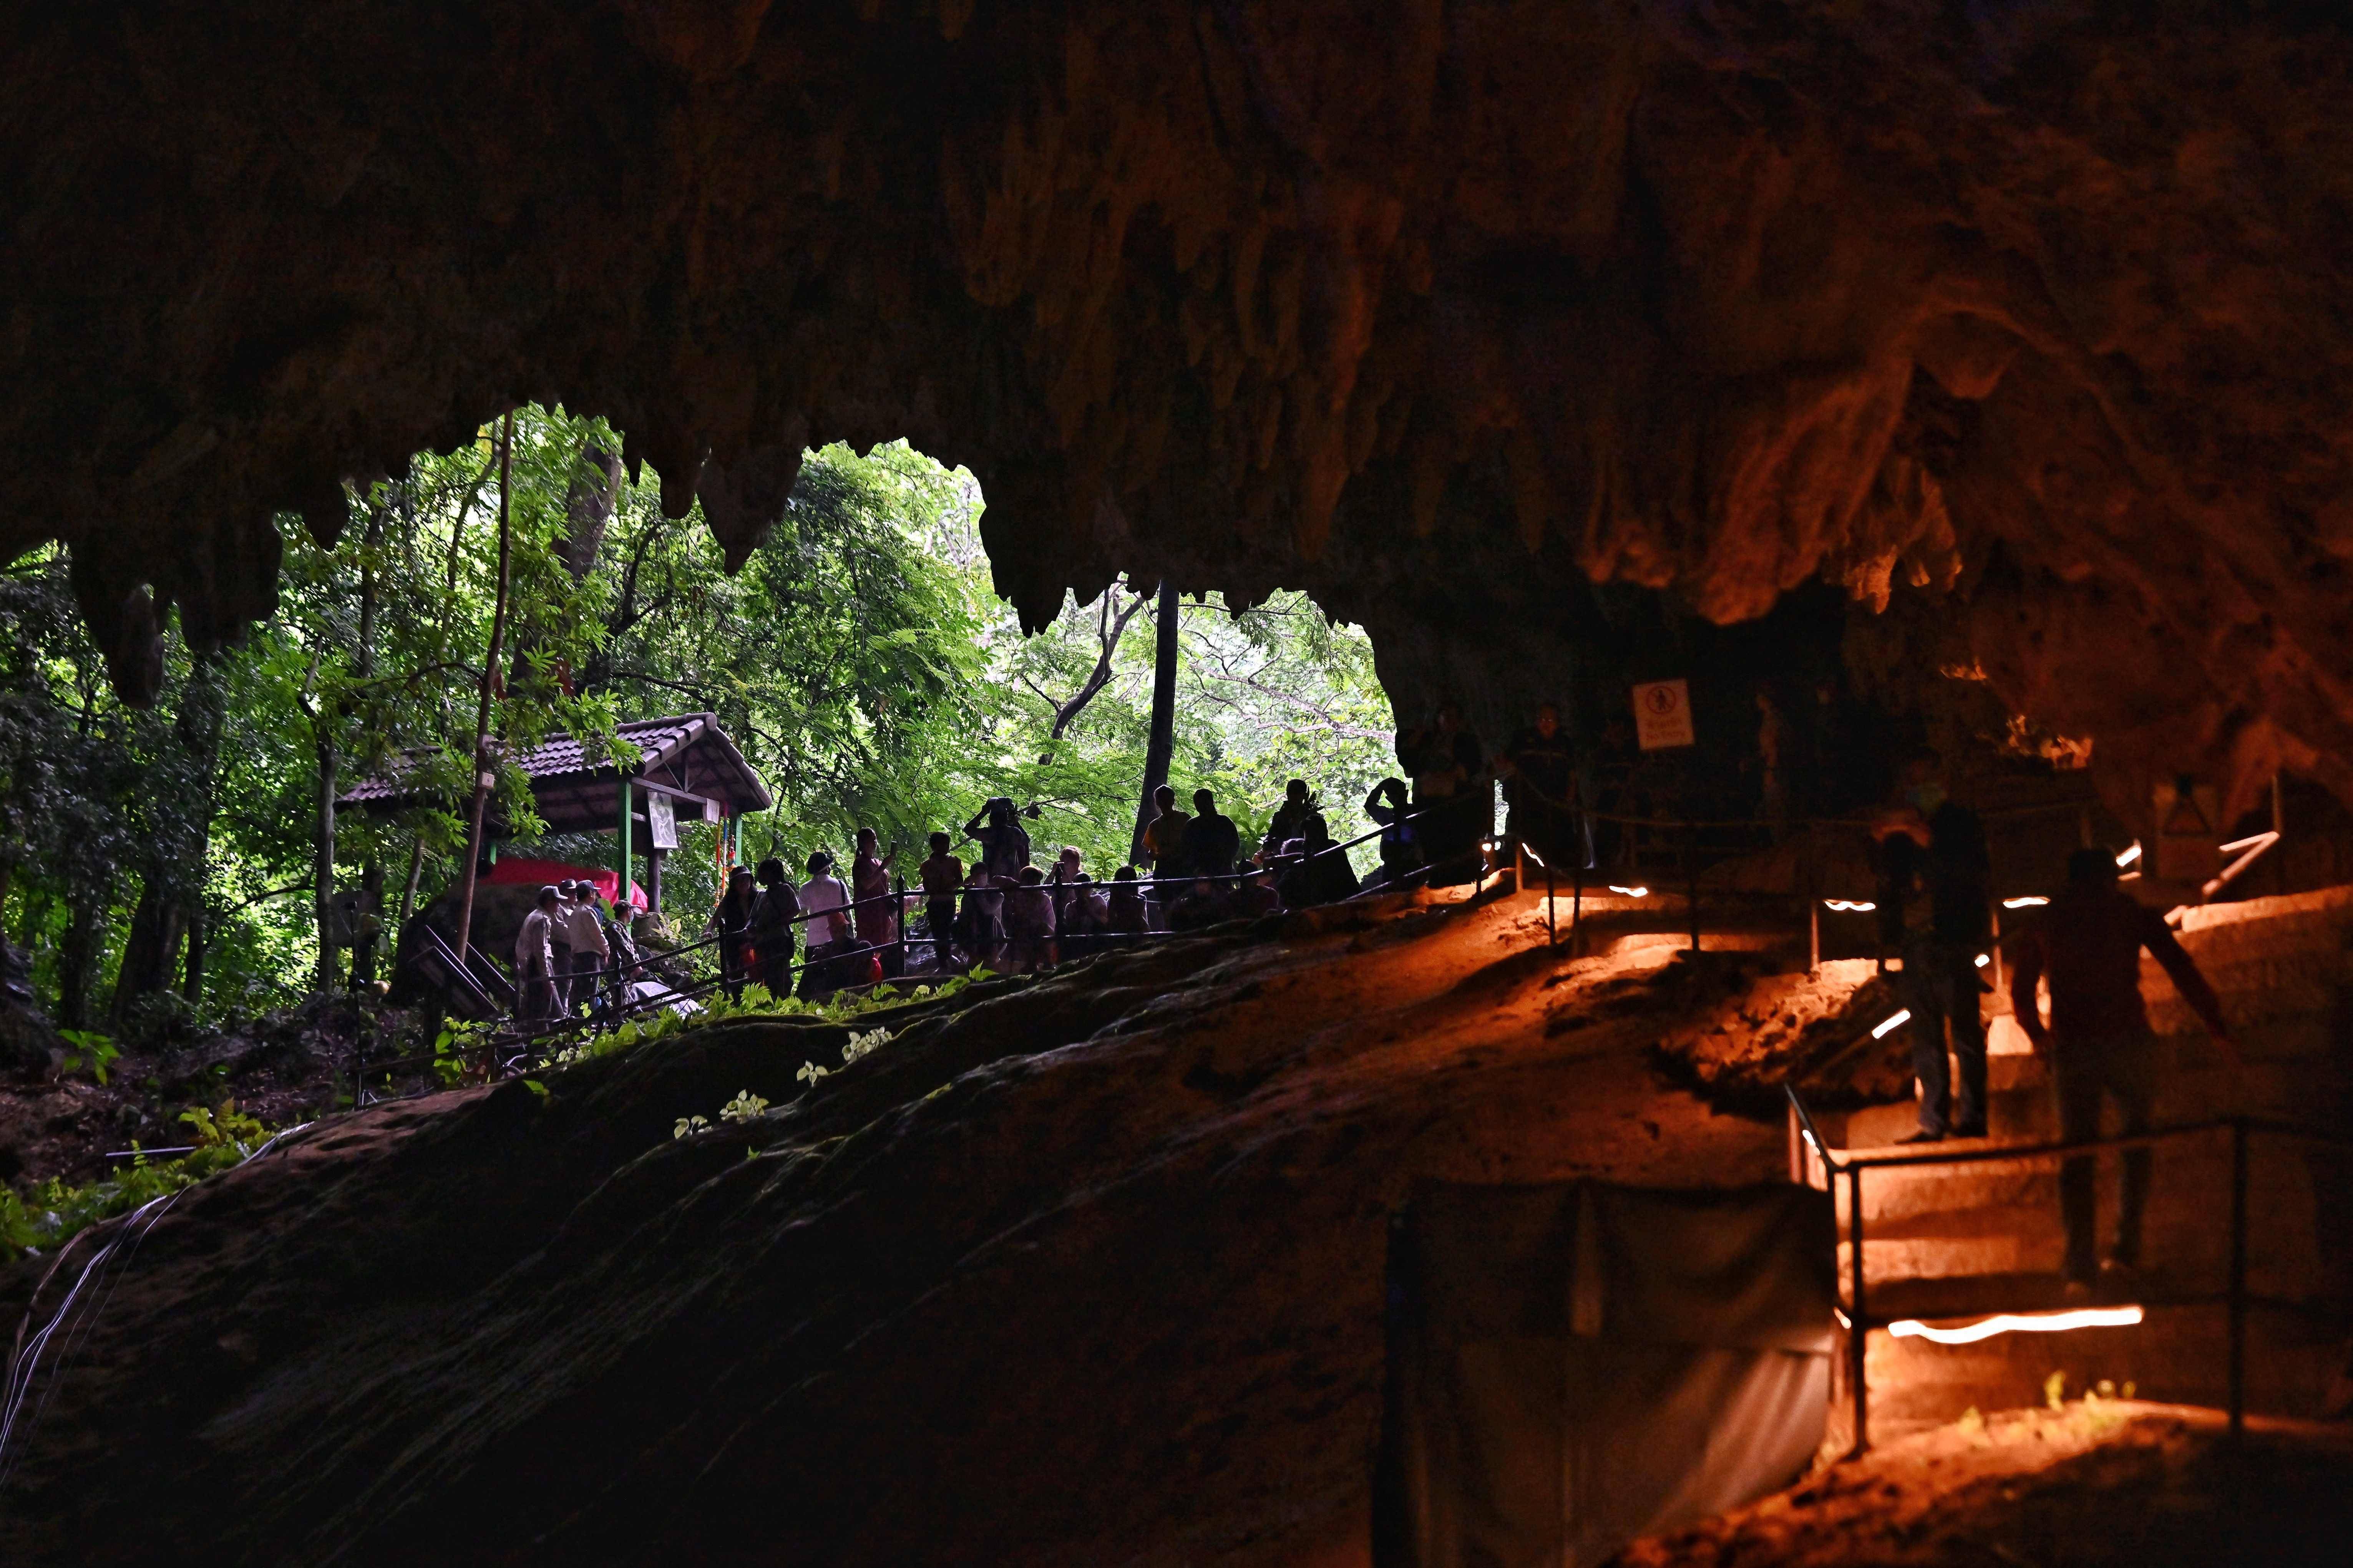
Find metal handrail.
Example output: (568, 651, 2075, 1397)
(1782, 1082, 2352, 1456)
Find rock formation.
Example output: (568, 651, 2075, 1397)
(7, 2, 2353, 826)
(0, 895, 1867, 1565)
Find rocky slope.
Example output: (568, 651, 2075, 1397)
(7, 3, 2353, 825)
(0, 892, 1863, 1565)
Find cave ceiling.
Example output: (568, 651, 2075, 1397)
(6, 1, 2353, 826)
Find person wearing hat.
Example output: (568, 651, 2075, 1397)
(562, 880, 612, 1019)
(548, 880, 578, 1014)
(515, 885, 562, 1023)
(799, 850, 853, 997)
(712, 865, 758, 1003)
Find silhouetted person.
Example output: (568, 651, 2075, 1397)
(1502, 701, 1577, 871)
(1283, 815, 1359, 906)
(712, 866, 758, 1003)
(1004, 865, 1058, 972)
(1871, 749, 1992, 1142)
(963, 796, 1033, 882)
(957, 862, 1008, 973)
(1364, 777, 1420, 887)
(2011, 847, 2238, 1291)
(347, 862, 385, 990)
(1049, 845, 1085, 931)
(750, 857, 800, 1000)
(798, 851, 851, 996)
(563, 880, 611, 1018)
(853, 827, 899, 977)
(1107, 866, 1148, 936)
(1237, 866, 1283, 918)
(1167, 876, 1227, 932)
(1260, 779, 1317, 862)
(1588, 714, 1638, 871)
(549, 878, 578, 1012)
(1402, 699, 1485, 876)
(515, 885, 562, 1024)
(919, 831, 964, 970)
(1140, 784, 1191, 878)
(1181, 788, 1241, 879)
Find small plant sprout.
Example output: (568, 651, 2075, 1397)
(672, 1115, 712, 1140)
(57, 1029, 120, 1086)
(720, 1090, 770, 1123)
(842, 1027, 893, 1064)
(796, 1061, 831, 1086)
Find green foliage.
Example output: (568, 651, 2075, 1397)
(56, 1028, 119, 1085)
(0, 1103, 277, 1264)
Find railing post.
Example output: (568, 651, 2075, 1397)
(2229, 1117, 2249, 1439)
(1687, 821, 1701, 954)
(1848, 1163, 1869, 1457)
(1543, 853, 1556, 948)
(1806, 826, 1820, 976)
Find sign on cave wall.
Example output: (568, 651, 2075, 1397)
(1631, 679, 1696, 751)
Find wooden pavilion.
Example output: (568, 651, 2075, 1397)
(338, 713, 772, 912)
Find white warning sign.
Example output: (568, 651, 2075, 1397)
(1632, 679, 1696, 751)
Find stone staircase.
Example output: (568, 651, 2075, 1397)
(1806, 886, 2353, 1441)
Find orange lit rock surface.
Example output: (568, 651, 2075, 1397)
(1619, 1403, 2352, 1568)
(7, 4, 2353, 822)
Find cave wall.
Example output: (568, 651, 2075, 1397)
(7, 1, 2353, 829)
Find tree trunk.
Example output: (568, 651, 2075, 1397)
(314, 731, 339, 993)
(109, 650, 227, 1022)
(452, 413, 517, 970)
(111, 879, 185, 1016)
(183, 898, 207, 1006)
(1130, 579, 1181, 864)
(559, 440, 623, 580)
(397, 830, 427, 928)
(57, 898, 100, 1030)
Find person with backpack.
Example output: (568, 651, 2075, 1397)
(962, 796, 1033, 882)
(750, 857, 801, 1000)
(711, 866, 758, 1004)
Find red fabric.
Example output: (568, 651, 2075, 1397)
(482, 856, 647, 912)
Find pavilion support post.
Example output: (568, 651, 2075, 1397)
(617, 775, 634, 925)
(647, 847, 664, 914)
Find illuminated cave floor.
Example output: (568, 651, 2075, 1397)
(1619, 1403, 2353, 1568)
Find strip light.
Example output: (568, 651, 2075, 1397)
(1608, 885, 1649, 898)
(1823, 898, 1877, 912)
(1974, 953, 1990, 969)
(1872, 1009, 1913, 1039)
(2002, 895, 2048, 909)
(2115, 841, 2142, 869)
(1889, 1305, 2143, 1345)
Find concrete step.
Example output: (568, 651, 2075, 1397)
(1839, 1205, 2064, 1281)
(1845, 1299, 2347, 1444)
(1825, 1144, 2336, 1300)
(1846, 1057, 2338, 1152)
